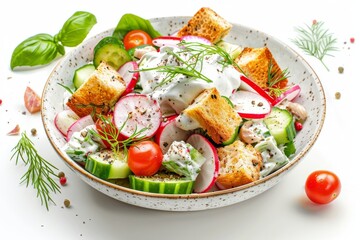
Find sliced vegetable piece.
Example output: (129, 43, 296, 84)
(230, 90, 271, 119)
(239, 75, 274, 103)
(85, 149, 130, 179)
(154, 115, 192, 153)
(66, 114, 94, 141)
(180, 35, 212, 45)
(54, 109, 80, 136)
(271, 84, 301, 106)
(73, 64, 95, 89)
(24, 86, 41, 113)
(187, 134, 219, 193)
(129, 172, 194, 194)
(264, 107, 296, 145)
(117, 61, 139, 96)
(152, 36, 181, 47)
(216, 40, 243, 59)
(93, 36, 130, 69)
(123, 30, 152, 50)
(113, 94, 162, 139)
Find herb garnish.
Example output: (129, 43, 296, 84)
(90, 115, 149, 156)
(137, 41, 244, 88)
(292, 21, 337, 71)
(267, 60, 290, 97)
(11, 132, 61, 210)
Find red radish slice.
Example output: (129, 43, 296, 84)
(117, 61, 139, 96)
(113, 94, 162, 139)
(154, 115, 192, 153)
(152, 36, 181, 47)
(187, 134, 219, 193)
(66, 115, 94, 141)
(239, 75, 274, 103)
(271, 84, 301, 106)
(180, 35, 212, 45)
(54, 109, 80, 136)
(230, 90, 271, 119)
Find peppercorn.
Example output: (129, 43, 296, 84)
(335, 92, 341, 99)
(350, 37, 355, 43)
(338, 66, 344, 74)
(31, 128, 37, 136)
(59, 176, 67, 186)
(58, 171, 65, 178)
(64, 199, 70, 208)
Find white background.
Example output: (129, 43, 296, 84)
(0, 0, 358, 239)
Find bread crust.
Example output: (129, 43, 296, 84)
(176, 7, 232, 43)
(66, 62, 126, 117)
(235, 47, 288, 89)
(182, 88, 242, 144)
(216, 140, 262, 189)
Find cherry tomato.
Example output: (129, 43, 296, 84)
(305, 170, 341, 204)
(128, 141, 163, 176)
(123, 30, 152, 50)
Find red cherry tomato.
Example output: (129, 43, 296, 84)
(305, 170, 341, 204)
(123, 30, 152, 50)
(128, 141, 163, 176)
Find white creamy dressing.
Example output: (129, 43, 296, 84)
(139, 46, 241, 116)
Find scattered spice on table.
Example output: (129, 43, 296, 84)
(58, 171, 65, 178)
(350, 37, 355, 43)
(31, 128, 37, 136)
(338, 66, 344, 74)
(64, 199, 71, 208)
(335, 92, 341, 99)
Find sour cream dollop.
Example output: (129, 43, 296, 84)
(139, 45, 241, 115)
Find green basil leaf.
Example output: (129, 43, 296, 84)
(10, 33, 59, 70)
(113, 13, 162, 40)
(57, 11, 97, 47)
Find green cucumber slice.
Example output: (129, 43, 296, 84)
(216, 40, 243, 60)
(93, 36, 131, 69)
(129, 173, 194, 194)
(222, 125, 240, 146)
(85, 149, 130, 180)
(264, 107, 296, 145)
(73, 64, 95, 89)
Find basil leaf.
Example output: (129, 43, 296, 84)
(113, 13, 162, 39)
(57, 11, 97, 47)
(10, 33, 59, 70)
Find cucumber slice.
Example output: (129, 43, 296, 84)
(129, 172, 194, 194)
(216, 40, 243, 60)
(93, 36, 131, 69)
(73, 64, 95, 89)
(85, 149, 130, 180)
(222, 125, 240, 146)
(264, 107, 296, 145)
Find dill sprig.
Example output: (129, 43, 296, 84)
(10, 132, 61, 210)
(267, 60, 290, 97)
(90, 114, 149, 156)
(292, 21, 338, 71)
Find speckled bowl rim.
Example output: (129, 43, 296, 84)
(41, 16, 326, 200)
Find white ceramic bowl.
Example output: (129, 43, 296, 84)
(41, 16, 326, 211)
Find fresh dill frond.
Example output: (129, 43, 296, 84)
(57, 83, 74, 94)
(292, 21, 338, 71)
(10, 132, 61, 210)
(267, 59, 290, 97)
(90, 114, 149, 157)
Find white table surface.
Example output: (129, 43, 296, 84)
(1, 0, 358, 239)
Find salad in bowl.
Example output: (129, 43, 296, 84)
(42, 7, 325, 211)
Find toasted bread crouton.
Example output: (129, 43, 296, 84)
(235, 47, 288, 89)
(66, 62, 126, 117)
(180, 88, 242, 144)
(177, 7, 232, 43)
(216, 140, 262, 189)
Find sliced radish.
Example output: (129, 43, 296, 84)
(152, 36, 181, 47)
(187, 134, 219, 193)
(239, 75, 274, 103)
(230, 90, 271, 119)
(271, 84, 301, 106)
(180, 35, 212, 45)
(113, 94, 162, 139)
(66, 115, 94, 141)
(154, 115, 192, 153)
(54, 109, 80, 136)
(117, 61, 139, 96)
